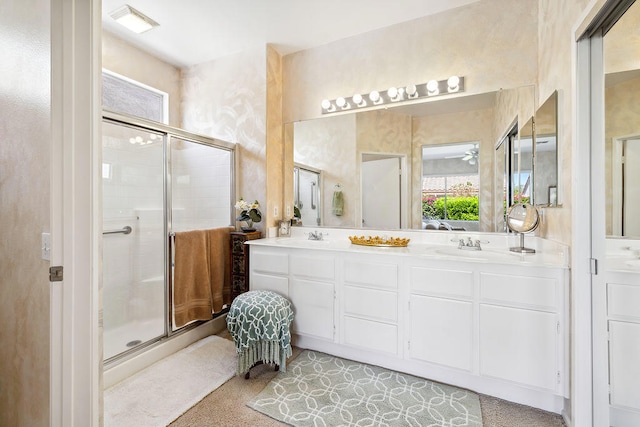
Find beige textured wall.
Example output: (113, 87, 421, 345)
(413, 107, 496, 231)
(266, 46, 284, 228)
(181, 47, 268, 232)
(102, 31, 183, 127)
(283, 0, 538, 123)
(0, 0, 51, 425)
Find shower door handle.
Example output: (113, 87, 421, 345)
(103, 226, 132, 235)
(311, 182, 316, 210)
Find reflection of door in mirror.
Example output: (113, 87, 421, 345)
(293, 165, 322, 227)
(361, 154, 402, 229)
(495, 138, 508, 232)
(422, 143, 480, 231)
(514, 118, 533, 205)
(612, 137, 640, 236)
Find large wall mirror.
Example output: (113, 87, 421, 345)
(288, 87, 558, 233)
(533, 91, 559, 206)
(605, 1, 640, 238)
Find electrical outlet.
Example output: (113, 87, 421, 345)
(42, 232, 51, 261)
(286, 205, 292, 217)
(274, 206, 279, 218)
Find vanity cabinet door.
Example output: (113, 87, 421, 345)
(479, 304, 558, 391)
(408, 295, 473, 371)
(609, 320, 640, 412)
(289, 253, 336, 341)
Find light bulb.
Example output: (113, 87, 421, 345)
(369, 90, 380, 103)
(336, 97, 347, 108)
(406, 84, 417, 98)
(321, 99, 332, 110)
(353, 93, 365, 106)
(426, 80, 439, 95)
(447, 75, 460, 92)
(387, 87, 398, 100)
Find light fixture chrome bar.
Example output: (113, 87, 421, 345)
(321, 76, 465, 114)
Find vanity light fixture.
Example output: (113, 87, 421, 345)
(321, 76, 464, 114)
(110, 4, 160, 34)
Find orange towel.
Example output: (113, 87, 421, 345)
(173, 230, 212, 327)
(173, 227, 234, 328)
(207, 227, 232, 312)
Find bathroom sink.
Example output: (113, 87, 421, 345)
(425, 246, 519, 262)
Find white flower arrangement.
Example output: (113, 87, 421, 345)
(235, 198, 262, 223)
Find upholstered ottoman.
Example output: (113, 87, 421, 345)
(226, 290, 294, 379)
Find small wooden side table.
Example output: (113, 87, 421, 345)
(230, 231, 262, 300)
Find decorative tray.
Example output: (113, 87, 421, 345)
(348, 235, 410, 247)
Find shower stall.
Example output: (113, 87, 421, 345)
(102, 112, 234, 364)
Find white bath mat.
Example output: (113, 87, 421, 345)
(104, 335, 237, 427)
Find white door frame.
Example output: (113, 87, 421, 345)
(50, 0, 101, 425)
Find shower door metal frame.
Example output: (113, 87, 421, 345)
(102, 110, 236, 364)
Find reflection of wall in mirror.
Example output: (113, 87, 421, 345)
(294, 115, 357, 228)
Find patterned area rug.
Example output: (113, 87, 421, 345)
(248, 350, 483, 426)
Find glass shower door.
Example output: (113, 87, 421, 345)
(102, 120, 166, 361)
(169, 136, 233, 330)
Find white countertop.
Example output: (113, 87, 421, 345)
(247, 227, 570, 269)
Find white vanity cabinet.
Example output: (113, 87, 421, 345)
(606, 275, 640, 424)
(340, 256, 400, 356)
(478, 270, 565, 394)
(407, 265, 474, 372)
(250, 246, 336, 342)
(248, 238, 569, 413)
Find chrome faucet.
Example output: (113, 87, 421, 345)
(308, 230, 324, 241)
(456, 237, 483, 250)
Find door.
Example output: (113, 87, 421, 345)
(361, 156, 401, 228)
(624, 139, 640, 236)
(294, 166, 321, 226)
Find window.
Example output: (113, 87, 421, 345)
(422, 142, 480, 225)
(102, 70, 168, 124)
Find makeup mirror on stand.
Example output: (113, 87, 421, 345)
(506, 203, 540, 253)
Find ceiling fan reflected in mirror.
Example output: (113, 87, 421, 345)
(461, 144, 479, 165)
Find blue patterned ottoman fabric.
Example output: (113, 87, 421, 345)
(226, 290, 294, 375)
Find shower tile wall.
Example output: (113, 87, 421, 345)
(171, 139, 232, 232)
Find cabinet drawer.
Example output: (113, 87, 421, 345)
(344, 285, 397, 323)
(291, 254, 335, 281)
(343, 316, 397, 355)
(410, 266, 473, 299)
(251, 250, 288, 275)
(250, 273, 288, 296)
(480, 273, 557, 311)
(608, 283, 640, 321)
(344, 260, 397, 290)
